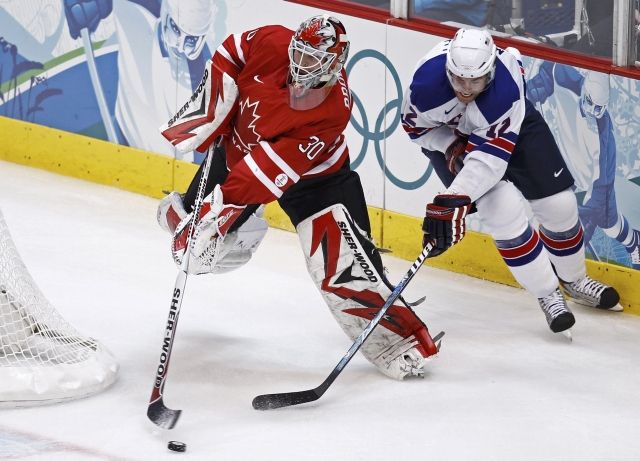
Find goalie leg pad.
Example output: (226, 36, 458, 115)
(297, 204, 439, 380)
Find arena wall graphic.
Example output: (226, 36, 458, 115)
(0, 0, 638, 310)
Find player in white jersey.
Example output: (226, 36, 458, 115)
(401, 28, 623, 335)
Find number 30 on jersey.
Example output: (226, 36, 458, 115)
(299, 136, 326, 160)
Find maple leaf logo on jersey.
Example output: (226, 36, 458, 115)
(233, 97, 262, 153)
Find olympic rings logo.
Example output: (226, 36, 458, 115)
(346, 49, 433, 190)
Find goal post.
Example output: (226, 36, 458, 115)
(0, 209, 118, 407)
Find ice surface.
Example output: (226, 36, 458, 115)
(1, 160, 640, 461)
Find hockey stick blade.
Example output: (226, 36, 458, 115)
(252, 243, 434, 411)
(147, 398, 182, 430)
(252, 388, 321, 410)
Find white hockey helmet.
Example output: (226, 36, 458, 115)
(580, 71, 609, 119)
(446, 28, 497, 94)
(160, 0, 215, 60)
(288, 14, 350, 91)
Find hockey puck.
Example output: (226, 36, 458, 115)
(168, 441, 187, 453)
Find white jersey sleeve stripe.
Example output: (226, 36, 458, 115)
(233, 34, 246, 64)
(259, 141, 300, 182)
(216, 44, 239, 68)
(243, 155, 284, 198)
(304, 137, 348, 176)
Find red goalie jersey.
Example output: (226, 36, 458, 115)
(164, 25, 353, 206)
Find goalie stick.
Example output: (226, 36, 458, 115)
(252, 241, 437, 410)
(147, 143, 216, 429)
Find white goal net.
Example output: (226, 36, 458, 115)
(0, 209, 118, 407)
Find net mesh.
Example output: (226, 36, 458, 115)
(0, 210, 117, 405)
(0, 214, 98, 366)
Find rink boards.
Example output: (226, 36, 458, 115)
(0, 115, 637, 312)
(0, 0, 638, 310)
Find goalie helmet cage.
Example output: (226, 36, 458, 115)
(0, 209, 118, 407)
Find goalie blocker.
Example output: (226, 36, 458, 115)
(298, 204, 439, 380)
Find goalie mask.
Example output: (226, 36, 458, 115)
(580, 71, 609, 119)
(288, 14, 350, 110)
(446, 28, 496, 101)
(160, 0, 215, 61)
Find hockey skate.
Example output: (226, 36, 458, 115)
(561, 276, 623, 312)
(537, 288, 575, 333)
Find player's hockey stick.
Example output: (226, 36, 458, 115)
(252, 241, 436, 410)
(147, 144, 215, 429)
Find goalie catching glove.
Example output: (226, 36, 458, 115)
(158, 187, 267, 275)
(174, 185, 245, 271)
(423, 194, 473, 257)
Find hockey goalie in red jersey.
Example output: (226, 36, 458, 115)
(156, 15, 441, 380)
